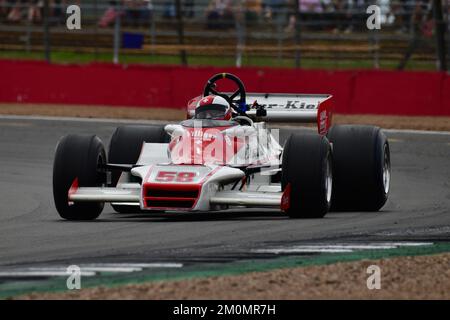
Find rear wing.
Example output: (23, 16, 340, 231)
(246, 93, 333, 135)
(186, 93, 333, 135)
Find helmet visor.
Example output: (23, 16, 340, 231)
(195, 104, 227, 120)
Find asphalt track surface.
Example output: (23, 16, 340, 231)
(0, 117, 449, 268)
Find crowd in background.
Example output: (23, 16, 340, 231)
(0, 0, 70, 23)
(0, 0, 446, 35)
(202, 0, 438, 34)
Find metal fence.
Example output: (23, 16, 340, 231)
(0, 0, 448, 70)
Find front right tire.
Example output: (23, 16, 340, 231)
(327, 125, 390, 211)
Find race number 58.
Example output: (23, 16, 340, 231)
(156, 171, 196, 182)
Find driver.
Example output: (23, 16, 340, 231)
(194, 95, 232, 120)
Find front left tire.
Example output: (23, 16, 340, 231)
(281, 133, 332, 218)
(53, 134, 106, 220)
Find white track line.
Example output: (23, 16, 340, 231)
(27, 267, 143, 273)
(382, 128, 450, 136)
(0, 271, 96, 277)
(25, 263, 183, 273)
(376, 242, 433, 246)
(253, 242, 433, 254)
(255, 245, 396, 253)
(0, 263, 183, 278)
(81, 263, 183, 268)
(255, 248, 354, 253)
(0, 114, 449, 135)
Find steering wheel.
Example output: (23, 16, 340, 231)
(203, 73, 246, 115)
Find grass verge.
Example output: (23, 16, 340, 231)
(0, 50, 438, 70)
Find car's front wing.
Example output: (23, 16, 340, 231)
(68, 185, 284, 211)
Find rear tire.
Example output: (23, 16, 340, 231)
(281, 134, 332, 218)
(108, 125, 169, 213)
(53, 135, 106, 220)
(327, 125, 390, 211)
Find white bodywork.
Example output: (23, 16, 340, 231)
(69, 122, 283, 212)
(68, 93, 331, 212)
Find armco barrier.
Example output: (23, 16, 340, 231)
(0, 60, 449, 116)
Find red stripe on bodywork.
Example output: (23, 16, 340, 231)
(68, 177, 79, 198)
(143, 182, 201, 210)
(198, 166, 221, 184)
(142, 166, 221, 211)
(67, 177, 79, 205)
(281, 183, 291, 212)
(143, 165, 154, 183)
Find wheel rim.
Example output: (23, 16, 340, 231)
(325, 154, 332, 204)
(382, 143, 390, 194)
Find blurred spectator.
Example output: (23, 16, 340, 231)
(263, 0, 285, 20)
(393, 0, 413, 33)
(320, 0, 368, 34)
(412, 0, 433, 36)
(321, 0, 340, 31)
(184, 0, 195, 18)
(284, 0, 324, 32)
(0, 0, 9, 18)
(99, 1, 121, 28)
(299, 0, 323, 13)
(50, 0, 67, 25)
(124, 0, 152, 27)
(378, 0, 395, 25)
(6, 0, 69, 24)
(205, 0, 234, 29)
(27, 0, 42, 23)
(389, 0, 432, 35)
(245, 0, 263, 22)
(340, 0, 367, 33)
(162, 1, 174, 19)
(163, 0, 195, 19)
(51, 0, 65, 16)
(321, 0, 336, 12)
(447, 0, 450, 33)
(7, 0, 23, 22)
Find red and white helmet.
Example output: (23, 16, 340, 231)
(195, 95, 232, 120)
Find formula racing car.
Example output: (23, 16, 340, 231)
(53, 73, 390, 220)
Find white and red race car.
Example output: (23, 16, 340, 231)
(53, 73, 390, 220)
